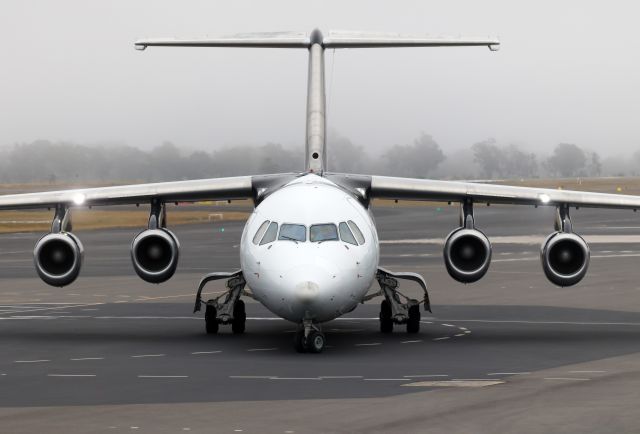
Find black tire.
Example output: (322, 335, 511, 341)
(294, 328, 306, 353)
(406, 304, 420, 334)
(205, 305, 219, 334)
(380, 299, 393, 333)
(231, 299, 246, 334)
(305, 331, 325, 354)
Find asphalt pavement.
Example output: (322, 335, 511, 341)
(1, 203, 639, 433)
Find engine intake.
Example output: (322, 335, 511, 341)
(34, 232, 84, 287)
(131, 228, 180, 283)
(443, 227, 492, 283)
(541, 232, 589, 287)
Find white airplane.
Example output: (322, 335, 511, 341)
(2, 29, 640, 353)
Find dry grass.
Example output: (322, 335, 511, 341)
(0, 210, 249, 234)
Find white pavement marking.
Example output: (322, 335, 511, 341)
(454, 333, 466, 337)
(191, 351, 222, 355)
(131, 354, 165, 358)
(435, 319, 640, 326)
(401, 340, 422, 344)
(433, 337, 450, 341)
(0, 303, 104, 315)
(96, 316, 199, 320)
(569, 370, 606, 373)
(441, 323, 455, 327)
(383, 235, 640, 245)
(403, 379, 505, 388)
(270, 377, 321, 381)
(355, 343, 381, 346)
(487, 372, 530, 376)
(70, 357, 104, 361)
(363, 378, 409, 381)
(319, 376, 363, 379)
(403, 374, 449, 378)
(14, 359, 50, 363)
(544, 377, 591, 381)
(47, 374, 96, 377)
(247, 348, 278, 352)
(138, 375, 188, 378)
(229, 376, 274, 379)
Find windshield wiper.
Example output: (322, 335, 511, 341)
(280, 235, 299, 244)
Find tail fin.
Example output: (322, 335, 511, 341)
(135, 29, 499, 173)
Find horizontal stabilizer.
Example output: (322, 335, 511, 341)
(135, 29, 500, 51)
(134, 31, 311, 50)
(323, 31, 500, 51)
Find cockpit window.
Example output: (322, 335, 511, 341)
(259, 222, 278, 245)
(339, 222, 358, 246)
(347, 220, 365, 245)
(310, 224, 339, 243)
(252, 220, 271, 245)
(279, 224, 306, 242)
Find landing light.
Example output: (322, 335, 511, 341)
(72, 193, 86, 206)
(539, 194, 551, 204)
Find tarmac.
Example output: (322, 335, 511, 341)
(1, 203, 639, 433)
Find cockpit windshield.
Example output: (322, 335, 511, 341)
(310, 223, 339, 242)
(279, 224, 306, 242)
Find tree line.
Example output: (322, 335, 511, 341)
(0, 134, 629, 184)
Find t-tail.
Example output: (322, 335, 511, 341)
(134, 29, 500, 173)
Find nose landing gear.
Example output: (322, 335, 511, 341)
(294, 320, 326, 353)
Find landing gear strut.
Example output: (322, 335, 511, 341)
(294, 320, 325, 353)
(194, 270, 251, 335)
(364, 267, 431, 334)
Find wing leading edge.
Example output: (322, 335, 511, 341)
(368, 175, 640, 210)
(0, 176, 254, 210)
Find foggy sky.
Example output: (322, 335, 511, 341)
(1, 0, 638, 156)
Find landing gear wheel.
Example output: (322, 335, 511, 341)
(294, 329, 306, 353)
(406, 303, 420, 334)
(380, 299, 393, 333)
(305, 331, 325, 353)
(205, 305, 219, 334)
(231, 300, 246, 334)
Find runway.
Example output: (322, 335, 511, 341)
(1, 203, 640, 433)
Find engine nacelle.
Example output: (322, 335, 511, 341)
(443, 227, 492, 283)
(541, 232, 589, 287)
(131, 228, 180, 283)
(34, 232, 84, 287)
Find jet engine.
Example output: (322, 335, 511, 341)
(131, 228, 180, 283)
(540, 231, 589, 287)
(443, 227, 492, 283)
(34, 232, 84, 287)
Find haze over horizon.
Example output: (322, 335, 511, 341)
(1, 1, 638, 156)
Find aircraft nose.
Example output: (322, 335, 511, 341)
(287, 264, 337, 306)
(294, 280, 320, 304)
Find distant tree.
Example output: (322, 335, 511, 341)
(503, 145, 538, 178)
(327, 132, 371, 174)
(381, 133, 445, 178)
(545, 143, 587, 177)
(258, 142, 300, 174)
(472, 139, 503, 178)
(586, 152, 602, 177)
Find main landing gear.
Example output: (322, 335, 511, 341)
(364, 267, 431, 334)
(294, 319, 326, 353)
(194, 270, 250, 335)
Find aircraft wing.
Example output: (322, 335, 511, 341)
(368, 175, 640, 209)
(0, 176, 255, 210)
